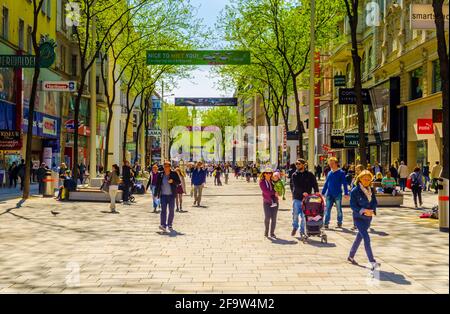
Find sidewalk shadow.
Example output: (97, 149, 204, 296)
(278, 208, 291, 212)
(331, 227, 356, 235)
(377, 270, 411, 285)
(295, 237, 337, 247)
(369, 228, 389, 237)
(269, 237, 297, 245)
(156, 230, 185, 237)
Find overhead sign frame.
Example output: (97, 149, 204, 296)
(175, 98, 238, 107)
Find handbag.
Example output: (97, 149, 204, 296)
(406, 177, 412, 189)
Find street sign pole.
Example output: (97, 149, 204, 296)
(308, 0, 316, 168)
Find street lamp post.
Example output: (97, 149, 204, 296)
(160, 81, 174, 161)
(308, 0, 316, 169)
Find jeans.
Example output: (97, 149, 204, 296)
(423, 176, 430, 190)
(194, 185, 203, 205)
(122, 182, 131, 202)
(292, 199, 305, 234)
(263, 202, 278, 235)
(160, 194, 175, 227)
(349, 217, 375, 263)
(412, 186, 423, 207)
(324, 195, 343, 226)
(150, 186, 160, 209)
(399, 178, 407, 191)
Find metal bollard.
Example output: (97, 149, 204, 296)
(437, 177, 449, 232)
(43, 171, 55, 197)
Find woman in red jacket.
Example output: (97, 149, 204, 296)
(259, 167, 279, 238)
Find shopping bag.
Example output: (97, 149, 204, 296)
(406, 178, 412, 189)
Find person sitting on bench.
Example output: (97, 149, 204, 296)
(381, 171, 398, 195)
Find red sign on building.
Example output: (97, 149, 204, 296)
(417, 119, 434, 134)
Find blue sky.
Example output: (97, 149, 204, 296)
(167, 0, 233, 102)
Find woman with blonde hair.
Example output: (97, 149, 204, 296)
(348, 170, 380, 270)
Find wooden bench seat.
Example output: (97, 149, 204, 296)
(68, 189, 123, 202)
(342, 193, 404, 207)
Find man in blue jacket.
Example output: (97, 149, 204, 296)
(322, 157, 349, 229)
(191, 161, 207, 207)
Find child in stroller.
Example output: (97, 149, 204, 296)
(301, 194, 327, 243)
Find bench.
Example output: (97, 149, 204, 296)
(89, 177, 149, 188)
(68, 189, 123, 202)
(342, 193, 404, 207)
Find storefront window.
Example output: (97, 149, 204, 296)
(432, 59, 442, 94)
(416, 140, 427, 168)
(409, 67, 423, 100)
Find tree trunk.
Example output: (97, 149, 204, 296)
(346, 0, 367, 166)
(433, 0, 449, 179)
(122, 109, 131, 162)
(72, 71, 87, 182)
(292, 77, 304, 159)
(103, 106, 114, 171)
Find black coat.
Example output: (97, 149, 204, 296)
(290, 170, 319, 200)
(154, 171, 181, 197)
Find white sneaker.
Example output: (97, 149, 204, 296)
(270, 203, 278, 208)
(370, 262, 381, 271)
(159, 225, 167, 232)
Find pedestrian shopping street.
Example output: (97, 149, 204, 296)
(0, 178, 448, 294)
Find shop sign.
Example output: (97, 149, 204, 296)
(338, 88, 372, 105)
(0, 130, 21, 150)
(331, 129, 344, 136)
(410, 4, 449, 29)
(417, 119, 434, 134)
(344, 133, 369, 147)
(42, 81, 77, 92)
(330, 135, 345, 149)
(0, 40, 56, 68)
(147, 129, 161, 137)
(334, 75, 346, 87)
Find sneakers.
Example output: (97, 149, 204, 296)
(337, 223, 342, 228)
(291, 228, 298, 236)
(270, 203, 278, 208)
(270, 234, 277, 238)
(168, 226, 173, 232)
(324, 224, 329, 229)
(370, 262, 381, 271)
(159, 225, 167, 232)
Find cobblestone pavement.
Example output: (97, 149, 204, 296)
(0, 178, 448, 294)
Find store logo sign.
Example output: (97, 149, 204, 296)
(417, 119, 434, 134)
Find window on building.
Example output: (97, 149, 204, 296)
(2, 7, 9, 40)
(96, 76, 100, 94)
(368, 46, 373, 71)
(47, 0, 51, 18)
(410, 67, 423, 100)
(60, 45, 66, 72)
(361, 52, 366, 76)
(18, 19, 25, 50)
(27, 26, 32, 54)
(432, 59, 442, 94)
(71, 54, 77, 76)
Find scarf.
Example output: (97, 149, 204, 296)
(359, 183, 373, 200)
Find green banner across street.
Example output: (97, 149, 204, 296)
(146, 50, 251, 65)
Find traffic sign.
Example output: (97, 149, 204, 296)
(43, 81, 77, 92)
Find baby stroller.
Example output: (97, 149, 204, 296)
(301, 194, 327, 244)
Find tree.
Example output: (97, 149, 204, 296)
(219, 0, 343, 158)
(22, 0, 46, 200)
(97, 0, 203, 170)
(71, 0, 150, 181)
(201, 107, 243, 161)
(343, 0, 367, 166)
(433, 0, 449, 179)
(156, 105, 191, 158)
